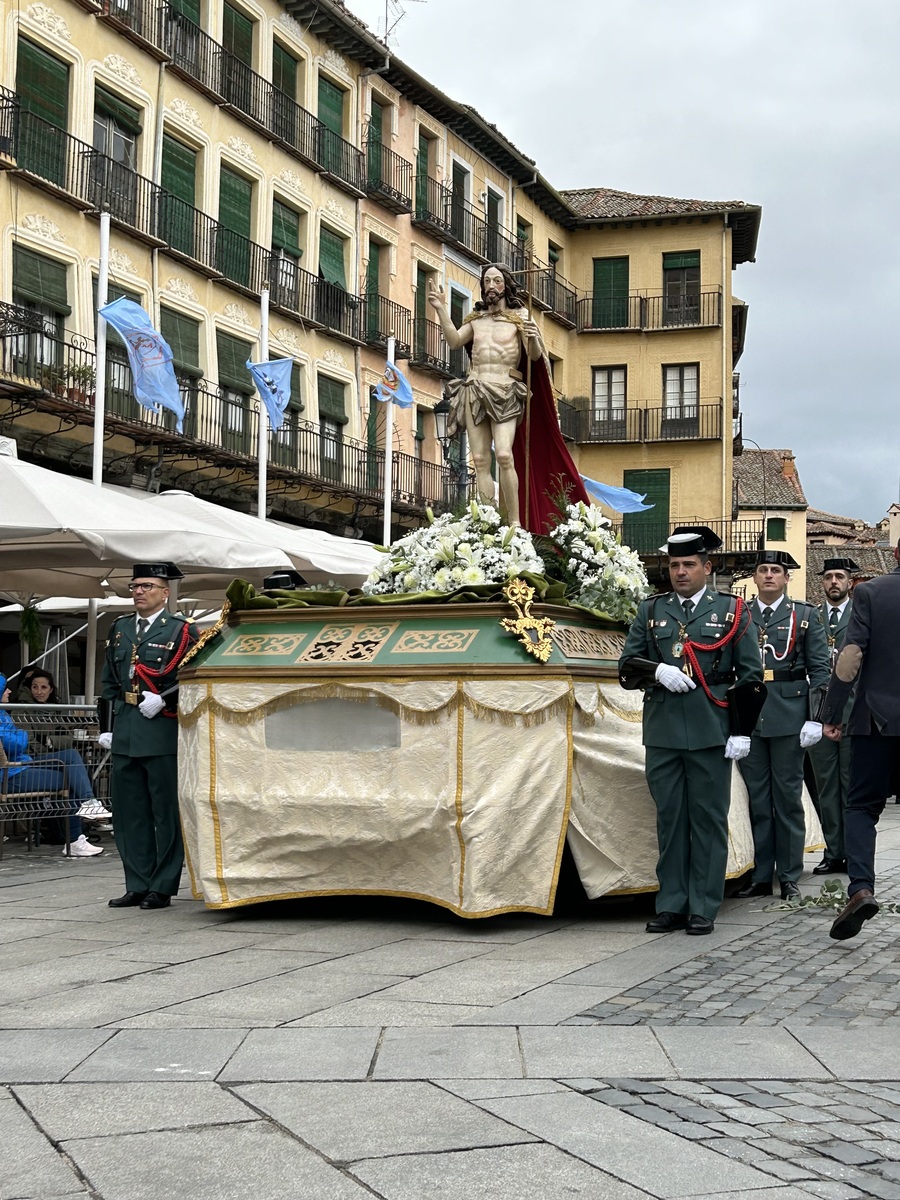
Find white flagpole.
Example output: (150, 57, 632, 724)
(381, 335, 395, 547)
(257, 287, 270, 522)
(85, 211, 110, 702)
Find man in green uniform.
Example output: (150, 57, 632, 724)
(100, 563, 198, 910)
(619, 527, 763, 935)
(808, 557, 858, 876)
(734, 550, 831, 900)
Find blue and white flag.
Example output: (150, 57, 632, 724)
(581, 475, 654, 513)
(372, 359, 414, 409)
(99, 298, 184, 433)
(246, 357, 293, 431)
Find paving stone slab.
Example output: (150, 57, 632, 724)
(654, 1028, 832, 1079)
(0, 1092, 88, 1198)
(457, 982, 626, 1026)
(218, 1028, 380, 1081)
(287, 997, 492, 1027)
(13, 1081, 259, 1139)
(0, 1029, 114, 1083)
(63, 1028, 248, 1082)
(313, 936, 495, 976)
(372, 957, 576, 1006)
(792, 1029, 900, 1079)
(437, 1079, 570, 1101)
(63, 1120, 372, 1199)
(519, 1026, 671, 1078)
(234, 1080, 536, 1158)
(349, 1142, 656, 1200)
(373, 1027, 522, 1079)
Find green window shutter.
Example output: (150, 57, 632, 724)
(160, 306, 201, 377)
(452, 161, 467, 200)
(663, 251, 700, 270)
(318, 227, 346, 288)
(622, 468, 670, 553)
(318, 374, 347, 423)
(592, 257, 629, 328)
(272, 42, 296, 100)
(318, 76, 344, 135)
(218, 166, 252, 236)
(272, 200, 301, 256)
(548, 245, 560, 267)
(766, 517, 786, 543)
(16, 37, 68, 127)
(370, 98, 384, 143)
(417, 133, 429, 175)
(366, 241, 380, 298)
(415, 265, 429, 322)
(169, 0, 200, 20)
(289, 361, 303, 411)
(161, 135, 196, 203)
(486, 191, 500, 228)
(94, 85, 141, 135)
(414, 409, 425, 441)
(223, 3, 253, 64)
(450, 289, 465, 326)
(14, 246, 70, 313)
(216, 330, 253, 391)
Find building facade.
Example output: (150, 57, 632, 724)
(0, 0, 761, 546)
(733, 448, 808, 599)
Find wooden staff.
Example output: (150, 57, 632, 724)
(523, 240, 534, 531)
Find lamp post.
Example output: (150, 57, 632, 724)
(433, 396, 468, 509)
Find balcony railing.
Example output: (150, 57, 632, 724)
(577, 290, 723, 333)
(364, 295, 412, 358)
(410, 317, 452, 377)
(412, 174, 452, 237)
(566, 402, 724, 445)
(366, 138, 412, 213)
(610, 518, 765, 556)
(557, 398, 578, 442)
(8, 108, 94, 199)
(522, 264, 578, 327)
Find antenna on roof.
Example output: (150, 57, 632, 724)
(382, 0, 426, 47)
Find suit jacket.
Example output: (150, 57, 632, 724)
(818, 598, 854, 725)
(619, 588, 762, 751)
(750, 596, 831, 738)
(101, 610, 199, 757)
(822, 567, 900, 735)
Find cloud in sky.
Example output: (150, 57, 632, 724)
(345, 0, 900, 523)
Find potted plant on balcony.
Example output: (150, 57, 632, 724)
(66, 362, 96, 406)
(38, 363, 68, 398)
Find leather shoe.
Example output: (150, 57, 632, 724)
(733, 881, 773, 898)
(645, 911, 688, 933)
(813, 858, 848, 875)
(686, 915, 714, 935)
(780, 882, 801, 900)
(108, 891, 147, 908)
(139, 891, 171, 910)
(830, 888, 879, 941)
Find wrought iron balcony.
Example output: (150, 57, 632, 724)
(557, 398, 578, 442)
(412, 174, 452, 238)
(409, 317, 453, 377)
(566, 402, 724, 445)
(365, 137, 412, 213)
(577, 290, 723, 333)
(609, 517, 764, 556)
(363, 295, 412, 358)
(519, 261, 578, 327)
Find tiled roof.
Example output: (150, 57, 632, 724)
(733, 449, 807, 509)
(805, 544, 898, 602)
(560, 187, 754, 220)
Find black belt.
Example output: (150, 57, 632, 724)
(763, 667, 806, 683)
(707, 671, 735, 685)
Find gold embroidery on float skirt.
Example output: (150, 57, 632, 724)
(454, 679, 467, 909)
(221, 633, 310, 657)
(392, 629, 479, 654)
(207, 697, 229, 904)
(551, 626, 627, 660)
(297, 623, 398, 663)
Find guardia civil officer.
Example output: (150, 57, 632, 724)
(734, 550, 831, 900)
(808, 557, 858, 875)
(100, 563, 199, 910)
(619, 527, 764, 935)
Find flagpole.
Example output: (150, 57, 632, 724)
(257, 287, 269, 522)
(85, 210, 110, 703)
(382, 334, 395, 547)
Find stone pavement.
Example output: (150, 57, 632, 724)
(1, 809, 899, 1200)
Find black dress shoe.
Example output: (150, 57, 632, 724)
(812, 858, 848, 875)
(108, 891, 147, 908)
(830, 888, 879, 940)
(686, 915, 715, 935)
(780, 881, 801, 900)
(645, 911, 688, 933)
(733, 881, 773, 898)
(139, 891, 171, 910)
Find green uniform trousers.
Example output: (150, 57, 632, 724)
(645, 746, 733, 921)
(738, 734, 806, 884)
(808, 734, 852, 861)
(110, 753, 183, 897)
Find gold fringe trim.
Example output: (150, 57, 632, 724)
(207, 687, 229, 905)
(596, 691, 644, 724)
(195, 884, 555, 918)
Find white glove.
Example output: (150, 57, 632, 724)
(800, 720, 823, 749)
(724, 735, 751, 761)
(138, 691, 166, 719)
(97, 731, 113, 750)
(655, 663, 696, 693)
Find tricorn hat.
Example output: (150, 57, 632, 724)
(662, 525, 723, 557)
(262, 569, 308, 590)
(131, 562, 184, 581)
(754, 549, 799, 570)
(820, 557, 858, 575)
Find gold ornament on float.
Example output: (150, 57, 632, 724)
(500, 579, 555, 664)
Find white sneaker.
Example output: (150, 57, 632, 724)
(77, 800, 112, 820)
(96, 822, 114, 832)
(64, 835, 104, 857)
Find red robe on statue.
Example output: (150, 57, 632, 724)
(512, 350, 589, 534)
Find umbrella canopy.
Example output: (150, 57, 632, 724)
(0, 457, 294, 601)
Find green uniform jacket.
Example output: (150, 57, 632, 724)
(818, 599, 854, 725)
(619, 589, 763, 751)
(751, 597, 831, 737)
(101, 611, 199, 757)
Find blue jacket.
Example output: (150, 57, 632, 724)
(0, 708, 31, 776)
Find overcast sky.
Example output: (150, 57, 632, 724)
(345, 0, 900, 525)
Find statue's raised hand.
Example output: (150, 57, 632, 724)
(427, 280, 446, 310)
(522, 318, 541, 342)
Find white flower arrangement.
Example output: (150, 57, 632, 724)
(363, 502, 545, 595)
(548, 501, 651, 622)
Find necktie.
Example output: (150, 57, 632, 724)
(137, 618, 149, 639)
(762, 606, 773, 623)
(681, 599, 694, 621)
(829, 607, 840, 627)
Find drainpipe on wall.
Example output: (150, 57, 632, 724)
(721, 214, 729, 531)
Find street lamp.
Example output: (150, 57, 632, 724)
(432, 396, 451, 458)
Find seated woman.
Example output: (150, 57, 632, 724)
(0, 673, 103, 857)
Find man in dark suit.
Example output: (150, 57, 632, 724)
(808, 557, 858, 875)
(824, 541, 900, 940)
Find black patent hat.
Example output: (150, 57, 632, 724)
(820, 557, 858, 575)
(754, 550, 799, 570)
(663, 525, 723, 556)
(131, 562, 184, 581)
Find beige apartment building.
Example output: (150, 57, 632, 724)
(0, 0, 762, 548)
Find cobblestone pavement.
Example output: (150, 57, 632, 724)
(572, 1078, 900, 1200)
